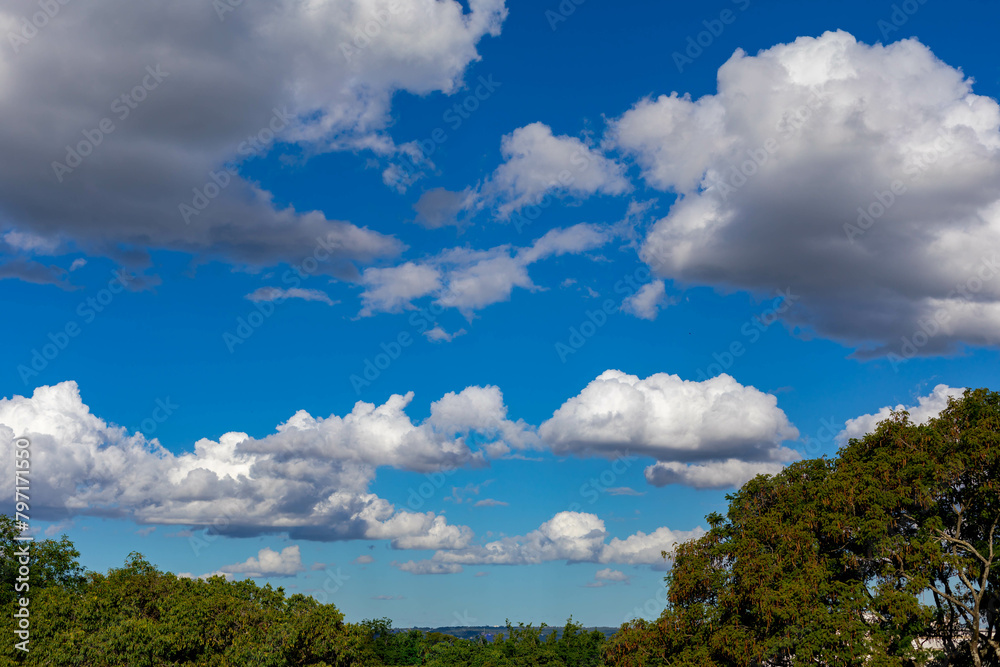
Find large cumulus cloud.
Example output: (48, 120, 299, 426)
(539, 370, 799, 488)
(0, 380, 533, 545)
(610, 31, 1000, 356)
(0, 0, 506, 281)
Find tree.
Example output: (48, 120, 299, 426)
(0, 514, 87, 606)
(838, 388, 1000, 666)
(606, 388, 1000, 666)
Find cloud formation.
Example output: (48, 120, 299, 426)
(609, 31, 1000, 355)
(621, 280, 670, 320)
(0, 381, 523, 544)
(246, 287, 337, 306)
(480, 122, 630, 218)
(0, 0, 506, 281)
(396, 511, 704, 571)
(540, 371, 799, 476)
(357, 223, 613, 319)
(220, 545, 305, 577)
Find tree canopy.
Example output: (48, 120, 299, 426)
(604, 387, 999, 667)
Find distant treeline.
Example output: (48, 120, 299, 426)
(2, 387, 997, 666)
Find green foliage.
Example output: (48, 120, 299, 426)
(0, 550, 377, 666)
(420, 618, 605, 667)
(605, 388, 1000, 667)
(0, 514, 87, 607)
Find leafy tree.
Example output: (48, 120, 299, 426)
(1, 551, 377, 665)
(838, 388, 1000, 666)
(0, 514, 87, 606)
(605, 388, 999, 666)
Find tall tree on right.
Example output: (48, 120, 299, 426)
(839, 388, 1000, 666)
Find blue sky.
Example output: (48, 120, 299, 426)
(2, 0, 999, 627)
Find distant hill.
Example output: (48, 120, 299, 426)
(405, 626, 620, 641)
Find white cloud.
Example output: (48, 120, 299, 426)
(595, 568, 629, 583)
(608, 31, 1000, 355)
(220, 545, 305, 577)
(394, 560, 464, 575)
(356, 223, 612, 318)
(540, 370, 799, 464)
(836, 384, 965, 446)
(423, 326, 467, 343)
(482, 122, 630, 218)
(605, 487, 644, 497)
(246, 287, 337, 306)
(0, 381, 531, 544)
(359, 262, 443, 316)
(412, 188, 475, 228)
(473, 498, 508, 507)
(403, 511, 704, 569)
(621, 280, 670, 320)
(0, 0, 506, 280)
(353, 554, 375, 565)
(644, 459, 785, 489)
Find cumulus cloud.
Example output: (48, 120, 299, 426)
(220, 546, 305, 577)
(608, 31, 1000, 355)
(605, 487, 644, 497)
(357, 223, 612, 318)
(394, 560, 464, 575)
(423, 326, 467, 343)
(473, 498, 508, 507)
(358, 262, 444, 316)
(621, 280, 670, 320)
(0, 0, 506, 280)
(412, 188, 474, 228)
(644, 459, 785, 489)
(0, 381, 533, 544)
(246, 287, 337, 306)
(540, 370, 799, 464)
(353, 555, 375, 565)
(595, 568, 629, 583)
(480, 122, 630, 218)
(399, 511, 703, 571)
(836, 383, 965, 446)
